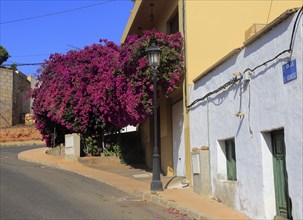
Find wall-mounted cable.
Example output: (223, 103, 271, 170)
(187, 7, 302, 110)
(244, 5, 302, 75)
(289, 6, 303, 52)
(187, 76, 242, 109)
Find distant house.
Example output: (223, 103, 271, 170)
(0, 68, 32, 127)
(189, 8, 302, 219)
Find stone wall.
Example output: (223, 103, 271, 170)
(0, 68, 13, 127)
(0, 68, 31, 128)
(25, 113, 35, 125)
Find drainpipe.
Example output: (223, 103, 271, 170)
(207, 97, 212, 194)
(181, 0, 193, 185)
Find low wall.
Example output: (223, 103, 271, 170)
(0, 125, 42, 142)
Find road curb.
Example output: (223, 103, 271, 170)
(140, 191, 214, 220)
(0, 140, 45, 147)
(18, 151, 207, 219)
(18, 151, 60, 169)
(17, 148, 249, 220)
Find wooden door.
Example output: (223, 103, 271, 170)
(272, 131, 291, 219)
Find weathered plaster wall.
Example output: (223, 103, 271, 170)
(159, 98, 173, 176)
(156, 0, 178, 34)
(189, 13, 302, 219)
(141, 117, 152, 169)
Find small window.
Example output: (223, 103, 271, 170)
(225, 139, 237, 180)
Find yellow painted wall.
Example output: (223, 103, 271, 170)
(140, 96, 174, 176)
(184, 0, 303, 83)
(156, 1, 178, 33)
(159, 98, 174, 176)
(141, 117, 152, 169)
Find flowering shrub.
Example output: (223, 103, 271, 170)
(32, 30, 184, 147)
(117, 30, 184, 127)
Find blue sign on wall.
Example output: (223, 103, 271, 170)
(282, 59, 297, 84)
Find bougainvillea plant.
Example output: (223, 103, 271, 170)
(116, 30, 184, 127)
(31, 30, 184, 147)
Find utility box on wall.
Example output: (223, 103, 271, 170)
(192, 152, 200, 174)
(191, 148, 211, 195)
(65, 133, 80, 160)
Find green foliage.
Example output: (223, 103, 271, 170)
(104, 131, 145, 164)
(0, 45, 9, 65)
(120, 145, 145, 164)
(103, 144, 121, 158)
(10, 63, 17, 71)
(82, 136, 99, 156)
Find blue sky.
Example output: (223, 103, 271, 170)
(0, 0, 134, 76)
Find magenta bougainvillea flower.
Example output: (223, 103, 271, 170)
(31, 30, 184, 146)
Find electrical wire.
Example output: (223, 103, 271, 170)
(242, 49, 291, 74)
(187, 76, 242, 109)
(0, 0, 114, 25)
(182, 0, 189, 108)
(244, 5, 303, 75)
(9, 44, 81, 58)
(1, 63, 42, 67)
(187, 7, 303, 109)
(289, 6, 303, 51)
(10, 54, 51, 58)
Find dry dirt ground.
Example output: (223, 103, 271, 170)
(0, 125, 44, 145)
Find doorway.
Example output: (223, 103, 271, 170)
(271, 130, 291, 219)
(172, 100, 185, 177)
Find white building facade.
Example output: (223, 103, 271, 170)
(189, 9, 302, 219)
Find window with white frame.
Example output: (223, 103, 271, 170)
(217, 138, 237, 181)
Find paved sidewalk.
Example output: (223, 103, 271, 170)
(18, 147, 250, 220)
(0, 140, 45, 147)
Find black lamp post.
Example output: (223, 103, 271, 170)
(146, 42, 163, 191)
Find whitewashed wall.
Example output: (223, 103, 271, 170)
(189, 12, 302, 219)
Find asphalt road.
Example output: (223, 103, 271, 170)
(0, 145, 186, 220)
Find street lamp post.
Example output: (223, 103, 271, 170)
(146, 42, 163, 192)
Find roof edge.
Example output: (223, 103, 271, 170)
(193, 47, 243, 83)
(120, 0, 142, 43)
(244, 7, 299, 47)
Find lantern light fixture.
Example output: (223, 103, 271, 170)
(146, 42, 161, 69)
